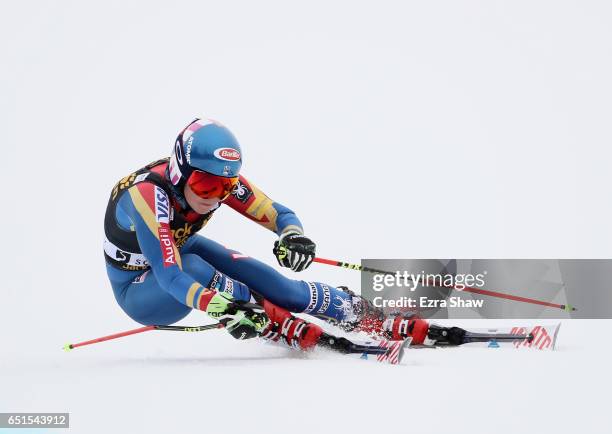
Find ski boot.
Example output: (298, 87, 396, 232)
(336, 287, 466, 346)
(259, 299, 324, 350)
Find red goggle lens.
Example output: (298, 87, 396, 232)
(187, 171, 239, 200)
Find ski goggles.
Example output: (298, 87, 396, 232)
(186, 170, 239, 200)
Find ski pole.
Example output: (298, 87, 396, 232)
(314, 257, 396, 275)
(63, 323, 224, 351)
(313, 257, 576, 312)
(63, 302, 268, 351)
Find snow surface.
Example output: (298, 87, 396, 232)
(2, 320, 610, 434)
(3, 1, 612, 433)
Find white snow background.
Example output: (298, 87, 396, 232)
(1, 1, 611, 433)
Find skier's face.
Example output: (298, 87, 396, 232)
(184, 183, 221, 214)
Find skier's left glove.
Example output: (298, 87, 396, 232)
(273, 231, 316, 272)
(205, 292, 269, 340)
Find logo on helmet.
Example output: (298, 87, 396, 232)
(175, 140, 183, 165)
(185, 136, 194, 164)
(214, 148, 241, 161)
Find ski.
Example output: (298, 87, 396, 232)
(415, 322, 562, 351)
(462, 322, 561, 351)
(243, 301, 411, 364)
(317, 333, 412, 365)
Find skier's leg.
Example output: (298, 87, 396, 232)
(105, 253, 252, 325)
(335, 287, 468, 345)
(107, 265, 192, 325)
(180, 236, 446, 345)
(179, 253, 252, 302)
(181, 235, 354, 322)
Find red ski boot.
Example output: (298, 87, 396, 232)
(259, 299, 324, 350)
(336, 286, 434, 345)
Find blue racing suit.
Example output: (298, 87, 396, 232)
(104, 159, 352, 325)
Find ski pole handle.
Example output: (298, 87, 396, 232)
(313, 257, 394, 275)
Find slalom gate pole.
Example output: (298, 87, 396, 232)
(313, 257, 576, 312)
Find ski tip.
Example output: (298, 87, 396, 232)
(397, 337, 412, 364)
(63, 343, 73, 352)
(386, 337, 412, 365)
(552, 322, 562, 351)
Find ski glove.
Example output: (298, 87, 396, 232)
(273, 232, 316, 272)
(205, 292, 268, 340)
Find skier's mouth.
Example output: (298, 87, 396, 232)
(194, 198, 219, 207)
(190, 198, 220, 213)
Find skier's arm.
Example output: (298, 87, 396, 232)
(223, 175, 304, 237)
(116, 182, 267, 337)
(116, 182, 214, 310)
(224, 175, 316, 272)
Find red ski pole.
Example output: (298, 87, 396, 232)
(63, 323, 224, 351)
(313, 257, 575, 312)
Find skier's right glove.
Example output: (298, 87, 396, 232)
(205, 292, 269, 340)
(273, 232, 316, 272)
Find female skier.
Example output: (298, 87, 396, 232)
(103, 118, 458, 350)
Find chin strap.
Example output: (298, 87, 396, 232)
(165, 165, 189, 210)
